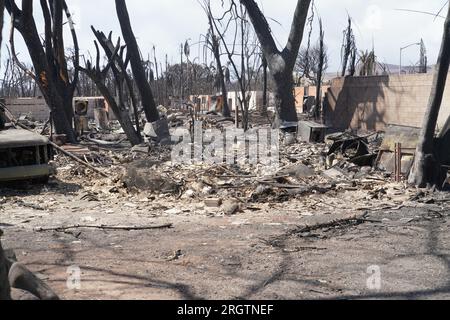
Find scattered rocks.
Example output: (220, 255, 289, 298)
(323, 167, 349, 181)
(222, 200, 240, 216)
(122, 160, 180, 193)
(166, 249, 183, 261)
(183, 190, 196, 198)
(277, 163, 315, 178)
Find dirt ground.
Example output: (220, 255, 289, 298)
(1, 176, 450, 300)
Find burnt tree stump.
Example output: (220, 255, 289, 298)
(0, 230, 11, 300)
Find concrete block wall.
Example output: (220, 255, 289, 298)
(324, 73, 450, 132)
(5, 97, 50, 122)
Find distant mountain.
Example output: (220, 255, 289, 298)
(381, 64, 434, 75)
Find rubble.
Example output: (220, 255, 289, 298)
(3, 0, 450, 301)
(376, 124, 420, 175)
(3, 104, 450, 301)
(327, 132, 373, 163)
(122, 160, 181, 193)
(1, 108, 431, 221)
(221, 199, 241, 215)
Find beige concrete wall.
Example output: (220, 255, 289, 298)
(324, 73, 450, 132)
(5, 97, 49, 122)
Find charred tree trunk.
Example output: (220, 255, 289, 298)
(5, 0, 78, 143)
(89, 77, 142, 146)
(0, 231, 11, 301)
(180, 44, 184, 101)
(0, 0, 3, 50)
(208, 14, 231, 118)
(91, 28, 142, 135)
(80, 35, 142, 146)
(409, 6, 450, 188)
(0, 4, 11, 299)
(271, 69, 297, 123)
(341, 17, 353, 77)
(241, 0, 311, 125)
(115, 0, 160, 123)
(261, 55, 268, 115)
(5, 0, 79, 143)
(314, 19, 324, 121)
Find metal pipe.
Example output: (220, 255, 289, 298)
(399, 42, 421, 75)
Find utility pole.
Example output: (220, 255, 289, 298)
(400, 42, 421, 75)
(180, 43, 184, 108)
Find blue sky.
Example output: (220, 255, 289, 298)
(1, 0, 448, 73)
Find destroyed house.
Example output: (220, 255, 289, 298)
(0, 128, 53, 183)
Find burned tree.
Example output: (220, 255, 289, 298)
(165, 62, 217, 98)
(240, 0, 312, 126)
(348, 42, 357, 76)
(152, 46, 162, 105)
(92, 28, 141, 136)
(261, 55, 268, 115)
(0, 1, 10, 301)
(358, 50, 377, 76)
(0, 231, 11, 300)
(0, 46, 38, 98)
(206, 1, 262, 130)
(295, 19, 328, 120)
(184, 40, 193, 99)
(5, 0, 79, 143)
(419, 39, 428, 74)
(0, 1, 63, 295)
(0, 0, 8, 288)
(115, 0, 160, 124)
(0, 0, 3, 48)
(313, 19, 326, 120)
(201, 1, 231, 118)
(79, 29, 142, 146)
(341, 16, 357, 77)
(0, 0, 10, 300)
(409, 5, 450, 188)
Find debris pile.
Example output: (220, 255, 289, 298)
(5, 106, 447, 222)
(42, 125, 422, 219)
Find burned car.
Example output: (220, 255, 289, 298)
(0, 128, 54, 183)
